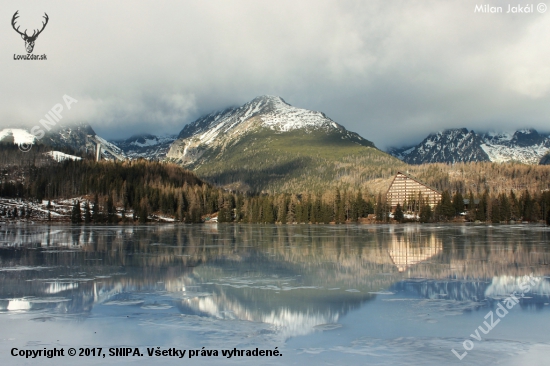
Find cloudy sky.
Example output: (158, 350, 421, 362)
(2, 0, 550, 149)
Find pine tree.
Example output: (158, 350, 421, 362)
(394, 203, 404, 223)
(498, 193, 510, 222)
(287, 199, 296, 224)
(218, 205, 228, 223)
(262, 197, 275, 223)
(476, 200, 485, 221)
(467, 191, 476, 221)
(452, 192, 464, 217)
(491, 198, 501, 223)
(419, 204, 432, 223)
(440, 190, 454, 219)
(476, 192, 487, 221)
(278, 195, 288, 224)
(309, 196, 318, 224)
(521, 190, 533, 221)
(333, 188, 345, 224)
(375, 193, 384, 221)
(106, 194, 117, 223)
(71, 200, 82, 224)
(365, 198, 374, 215)
(510, 190, 520, 220)
(486, 194, 493, 222)
(84, 201, 92, 224)
(177, 193, 186, 222)
(235, 195, 243, 222)
(359, 190, 369, 217)
(139, 204, 148, 223)
(303, 194, 311, 223)
(92, 194, 100, 222)
(532, 202, 541, 221)
(338, 190, 346, 223)
(295, 202, 303, 223)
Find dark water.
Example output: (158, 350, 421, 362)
(0, 224, 549, 365)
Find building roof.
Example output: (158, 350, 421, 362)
(391, 171, 442, 194)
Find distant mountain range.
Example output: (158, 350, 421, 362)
(1, 97, 549, 188)
(110, 133, 177, 160)
(388, 128, 550, 165)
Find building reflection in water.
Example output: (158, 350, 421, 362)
(387, 228, 443, 272)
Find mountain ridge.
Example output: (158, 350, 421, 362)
(4, 98, 550, 171)
(388, 128, 550, 165)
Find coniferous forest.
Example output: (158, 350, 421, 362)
(0, 144, 549, 224)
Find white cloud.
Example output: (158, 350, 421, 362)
(1, 0, 549, 146)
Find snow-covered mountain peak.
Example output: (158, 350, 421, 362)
(248, 95, 290, 111)
(166, 96, 373, 166)
(401, 128, 486, 164)
(176, 96, 342, 145)
(430, 128, 471, 139)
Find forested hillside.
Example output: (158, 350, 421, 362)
(1, 144, 549, 224)
(188, 128, 405, 193)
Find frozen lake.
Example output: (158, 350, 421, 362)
(0, 224, 549, 365)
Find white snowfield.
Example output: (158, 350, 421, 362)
(0, 128, 36, 145)
(45, 151, 82, 162)
(481, 143, 549, 164)
(128, 135, 175, 148)
(480, 130, 550, 164)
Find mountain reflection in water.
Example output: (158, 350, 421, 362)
(0, 224, 549, 340)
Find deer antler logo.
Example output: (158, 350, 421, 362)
(12, 11, 49, 54)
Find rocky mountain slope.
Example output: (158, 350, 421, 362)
(0, 123, 125, 160)
(388, 128, 550, 165)
(110, 133, 176, 160)
(166, 95, 402, 192)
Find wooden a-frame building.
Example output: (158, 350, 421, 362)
(386, 171, 442, 210)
